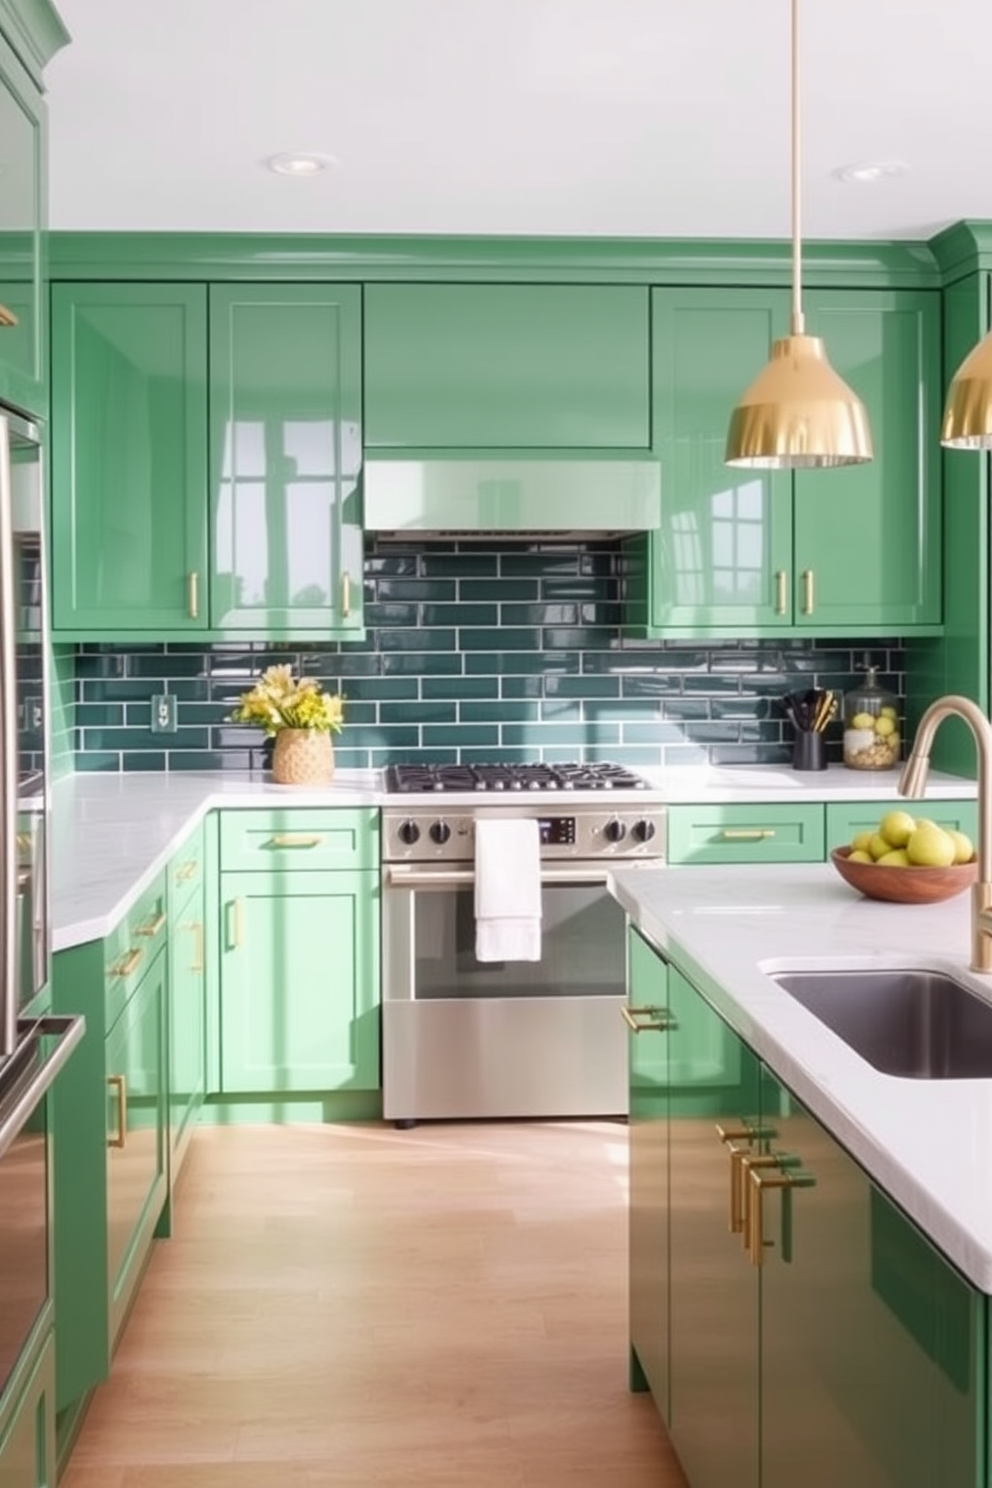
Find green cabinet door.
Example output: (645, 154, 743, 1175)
(667, 966, 761, 1488)
(794, 289, 941, 631)
(50, 283, 209, 634)
(219, 869, 379, 1094)
(364, 283, 650, 449)
(0, 1331, 55, 1488)
(638, 288, 793, 631)
(758, 1067, 984, 1488)
(627, 928, 670, 1417)
(0, 33, 44, 417)
(168, 880, 206, 1180)
(825, 799, 979, 852)
(105, 952, 168, 1347)
(209, 284, 363, 633)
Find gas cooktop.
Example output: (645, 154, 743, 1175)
(385, 762, 650, 794)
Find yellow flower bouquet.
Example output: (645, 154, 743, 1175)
(230, 665, 344, 784)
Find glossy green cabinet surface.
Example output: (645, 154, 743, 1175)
(364, 283, 650, 449)
(0, 31, 44, 417)
(665, 802, 825, 866)
(50, 283, 209, 633)
(209, 284, 363, 633)
(167, 823, 206, 1181)
(0, 1331, 55, 1488)
(825, 799, 979, 850)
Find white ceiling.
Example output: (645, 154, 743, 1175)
(44, 0, 992, 243)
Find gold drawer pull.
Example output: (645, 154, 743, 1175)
(341, 570, 352, 617)
(136, 911, 167, 938)
(715, 1123, 779, 1234)
(270, 834, 324, 849)
(801, 568, 814, 616)
(111, 947, 144, 979)
(621, 1004, 673, 1034)
(719, 828, 777, 841)
(107, 1074, 128, 1148)
(176, 860, 198, 882)
(774, 569, 787, 615)
(228, 897, 244, 950)
(0, 303, 18, 328)
(748, 1166, 816, 1266)
(188, 920, 204, 974)
(188, 570, 200, 620)
(739, 1152, 802, 1248)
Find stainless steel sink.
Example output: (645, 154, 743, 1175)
(769, 968, 992, 1079)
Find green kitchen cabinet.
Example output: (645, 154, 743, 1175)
(825, 799, 979, 852)
(364, 283, 650, 449)
(208, 284, 363, 633)
(0, 1331, 55, 1488)
(626, 286, 941, 638)
(166, 821, 206, 1184)
(217, 809, 380, 1095)
(627, 927, 670, 1416)
(0, 30, 46, 418)
(50, 282, 209, 634)
(665, 802, 825, 866)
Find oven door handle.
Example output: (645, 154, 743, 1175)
(0, 1014, 86, 1161)
(384, 865, 616, 888)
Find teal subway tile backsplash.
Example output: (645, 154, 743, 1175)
(65, 538, 909, 774)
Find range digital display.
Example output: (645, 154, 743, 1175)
(538, 817, 576, 846)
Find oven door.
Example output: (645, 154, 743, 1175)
(381, 861, 656, 1121)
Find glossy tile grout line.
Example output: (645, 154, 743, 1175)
(58, 1121, 688, 1488)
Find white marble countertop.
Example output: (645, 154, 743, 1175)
(638, 762, 977, 803)
(608, 862, 992, 1289)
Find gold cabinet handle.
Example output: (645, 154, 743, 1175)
(189, 920, 204, 974)
(176, 860, 198, 883)
(775, 569, 787, 615)
(801, 568, 814, 616)
(270, 834, 324, 849)
(719, 828, 776, 841)
(0, 303, 18, 328)
(341, 570, 352, 617)
(188, 570, 199, 620)
(111, 946, 144, 979)
(227, 897, 243, 950)
(136, 911, 167, 938)
(715, 1123, 779, 1234)
(621, 1004, 673, 1034)
(107, 1074, 128, 1148)
(740, 1153, 803, 1252)
(747, 1166, 816, 1266)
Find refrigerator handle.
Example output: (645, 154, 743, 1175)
(0, 416, 17, 1058)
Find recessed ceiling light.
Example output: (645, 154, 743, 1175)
(263, 152, 338, 178)
(833, 160, 910, 185)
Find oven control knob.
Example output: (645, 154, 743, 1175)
(397, 820, 421, 846)
(604, 818, 627, 844)
(429, 820, 452, 845)
(632, 819, 657, 844)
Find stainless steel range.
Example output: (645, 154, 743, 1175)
(380, 761, 666, 1124)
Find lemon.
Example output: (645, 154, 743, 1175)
(946, 829, 975, 865)
(878, 809, 916, 848)
(906, 823, 956, 868)
(877, 848, 910, 867)
(850, 830, 875, 854)
(874, 715, 896, 738)
(880, 705, 898, 719)
(848, 849, 874, 863)
(868, 833, 892, 861)
(851, 712, 875, 730)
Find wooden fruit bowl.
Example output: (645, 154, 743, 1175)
(830, 846, 978, 904)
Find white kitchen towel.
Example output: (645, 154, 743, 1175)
(474, 816, 543, 962)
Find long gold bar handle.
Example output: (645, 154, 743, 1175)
(738, 1152, 802, 1244)
(136, 911, 167, 938)
(801, 569, 814, 615)
(715, 1124, 779, 1234)
(0, 304, 18, 328)
(270, 834, 324, 849)
(107, 1074, 128, 1148)
(719, 828, 776, 841)
(111, 947, 144, 979)
(748, 1167, 816, 1266)
(341, 571, 351, 618)
(188, 570, 199, 620)
(229, 898, 243, 950)
(775, 569, 787, 615)
(176, 861, 198, 883)
(190, 920, 204, 974)
(620, 1004, 673, 1034)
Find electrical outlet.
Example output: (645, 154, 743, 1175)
(150, 693, 177, 734)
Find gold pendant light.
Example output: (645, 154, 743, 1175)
(941, 330, 992, 449)
(725, 0, 873, 469)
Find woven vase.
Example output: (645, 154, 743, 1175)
(271, 729, 335, 786)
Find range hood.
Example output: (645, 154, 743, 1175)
(364, 454, 661, 539)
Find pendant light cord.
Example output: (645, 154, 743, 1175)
(791, 0, 804, 336)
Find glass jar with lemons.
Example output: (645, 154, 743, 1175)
(842, 663, 900, 770)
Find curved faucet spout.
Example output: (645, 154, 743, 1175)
(899, 694, 992, 971)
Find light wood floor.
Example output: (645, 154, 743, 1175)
(61, 1120, 688, 1488)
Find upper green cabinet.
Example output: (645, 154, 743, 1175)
(49, 281, 364, 640)
(0, 30, 45, 416)
(50, 283, 210, 634)
(364, 283, 650, 449)
(626, 285, 941, 638)
(208, 285, 363, 633)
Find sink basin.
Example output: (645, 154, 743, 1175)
(769, 968, 992, 1079)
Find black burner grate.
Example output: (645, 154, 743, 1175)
(385, 762, 649, 794)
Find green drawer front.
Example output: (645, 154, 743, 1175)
(168, 819, 205, 916)
(219, 809, 379, 873)
(666, 803, 825, 865)
(825, 799, 979, 853)
(104, 874, 168, 1027)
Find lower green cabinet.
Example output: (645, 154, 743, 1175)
(0, 1331, 55, 1488)
(167, 824, 206, 1181)
(825, 799, 979, 848)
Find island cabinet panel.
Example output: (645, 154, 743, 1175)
(758, 1065, 984, 1488)
(50, 282, 209, 633)
(166, 820, 207, 1185)
(0, 31, 45, 417)
(0, 1331, 55, 1488)
(364, 283, 650, 450)
(627, 928, 670, 1416)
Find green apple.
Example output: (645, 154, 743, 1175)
(877, 848, 910, 866)
(946, 828, 975, 865)
(877, 809, 916, 848)
(906, 823, 956, 868)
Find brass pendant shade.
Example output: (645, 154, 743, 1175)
(941, 329, 992, 449)
(726, 333, 873, 469)
(725, 0, 873, 471)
